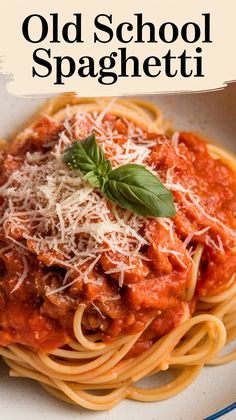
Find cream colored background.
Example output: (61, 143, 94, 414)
(0, 0, 235, 96)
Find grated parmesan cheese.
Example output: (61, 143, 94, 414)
(11, 255, 28, 293)
(1, 107, 235, 295)
(172, 132, 187, 161)
(205, 234, 225, 254)
(1, 110, 157, 292)
(184, 226, 211, 247)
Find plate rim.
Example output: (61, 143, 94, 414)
(203, 402, 236, 420)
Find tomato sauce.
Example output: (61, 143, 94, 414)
(0, 114, 235, 353)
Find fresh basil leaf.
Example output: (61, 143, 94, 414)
(84, 171, 101, 188)
(63, 134, 105, 173)
(102, 164, 176, 217)
(98, 160, 112, 178)
(63, 134, 176, 219)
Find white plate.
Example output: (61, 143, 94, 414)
(0, 75, 236, 420)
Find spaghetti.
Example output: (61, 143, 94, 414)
(0, 95, 235, 410)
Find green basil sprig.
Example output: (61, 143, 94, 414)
(63, 134, 176, 218)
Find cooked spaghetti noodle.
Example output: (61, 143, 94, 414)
(0, 95, 235, 410)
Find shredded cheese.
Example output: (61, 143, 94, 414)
(172, 132, 187, 161)
(11, 255, 28, 293)
(184, 227, 211, 247)
(205, 234, 225, 254)
(1, 110, 157, 292)
(1, 108, 235, 296)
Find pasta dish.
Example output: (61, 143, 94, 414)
(0, 95, 235, 410)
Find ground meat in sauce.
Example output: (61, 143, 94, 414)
(0, 113, 235, 353)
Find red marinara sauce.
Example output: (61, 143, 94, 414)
(0, 114, 235, 354)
